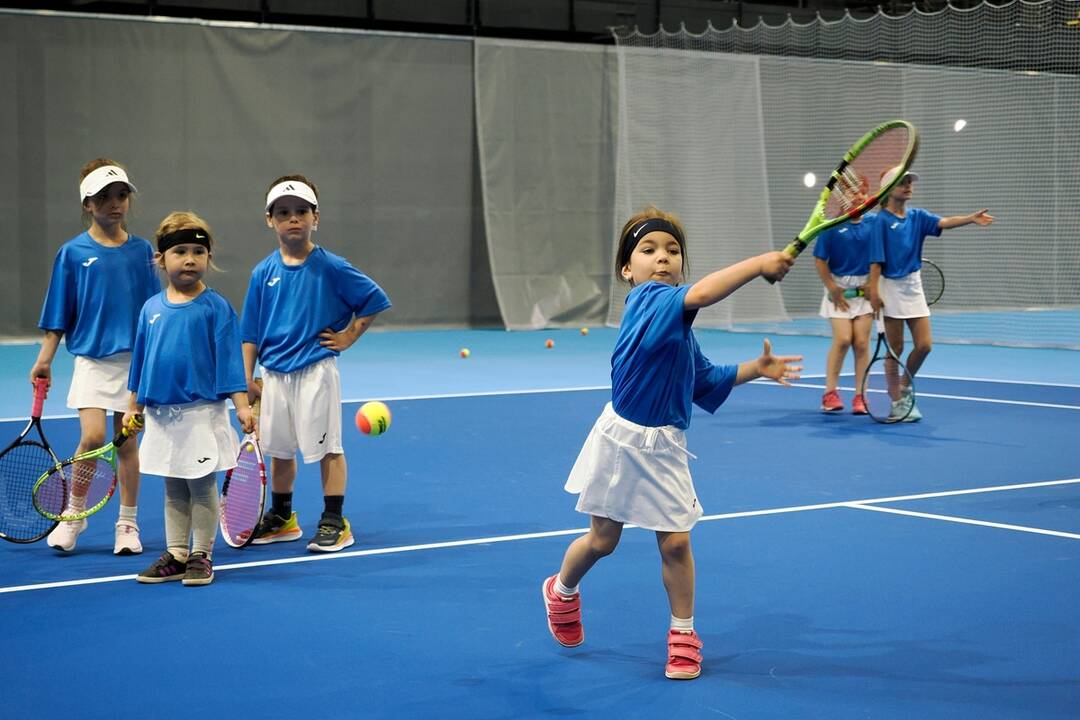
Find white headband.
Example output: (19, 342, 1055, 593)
(265, 181, 318, 212)
(79, 165, 137, 201)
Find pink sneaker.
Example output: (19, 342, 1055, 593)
(542, 575, 584, 647)
(665, 629, 703, 680)
(851, 393, 868, 415)
(821, 389, 843, 413)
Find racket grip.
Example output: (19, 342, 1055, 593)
(31, 377, 47, 417)
(766, 238, 804, 285)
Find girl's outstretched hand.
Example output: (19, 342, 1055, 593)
(757, 339, 803, 386)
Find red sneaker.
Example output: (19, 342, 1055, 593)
(851, 393, 868, 415)
(665, 629, 703, 680)
(542, 575, 584, 647)
(821, 389, 843, 413)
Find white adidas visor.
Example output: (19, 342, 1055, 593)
(79, 165, 137, 201)
(265, 181, 319, 212)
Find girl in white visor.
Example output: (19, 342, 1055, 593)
(32, 158, 160, 554)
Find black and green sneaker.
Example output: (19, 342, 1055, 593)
(307, 514, 355, 553)
(251, 511, 303, 545)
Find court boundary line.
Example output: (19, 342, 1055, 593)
(845, 503, 1080, 540)
(787, 381, 1080, 411)
(3, 476, 1077, 595)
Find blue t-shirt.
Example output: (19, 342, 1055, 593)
(868, 207, 942, 278)
(241, 246, 391, 374)
(611, 282, 738, 430)
(38, 232, 160, 358)
(128, 289, 247, 407)
(812, 214, 877, 276)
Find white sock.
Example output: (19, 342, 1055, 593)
(68, 494, 86, 511)
(118, 505, 137, 523)
(554, 577, 578, 597)
(670, 615, 694, 632)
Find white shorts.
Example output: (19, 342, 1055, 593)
(818, 273, 873, 320)
(881, 272, 930, 319)
(139, 400, 239, 480)
(566, 403, 700, 533)
(260, 357, 344, 464)
(67, 353, 132, 413)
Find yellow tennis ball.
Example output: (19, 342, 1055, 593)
(356, 401, 392, 437)
(460, 348, 471, 358)
(580, 327, 589, 335)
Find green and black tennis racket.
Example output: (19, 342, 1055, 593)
(861, 316, 914, 423)
(32, 415, 143, 522)
(843, 258, 945, 306)
(0, 378, 61, 543)
(769, 120, 919, 282)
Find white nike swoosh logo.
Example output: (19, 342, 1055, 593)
(148, 313, 161, 324)
(82, 257, 98, 267)
(195, 233, 206, 239)
(891, 222, 900, 229)
(268, 277, 281, 287)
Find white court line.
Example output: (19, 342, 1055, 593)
(786, 381, 1080, 411)
(802, 372, 1080, 389)
(3, 476, 1077, 595)
(846, 504, 1080, 541)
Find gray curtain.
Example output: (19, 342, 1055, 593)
(0, 11, 498, 336)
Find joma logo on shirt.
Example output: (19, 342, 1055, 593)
(890, 221, 901, 230)
(82, 257, 99, 267)
(838, 227, 848, 234)
(148, 313, 161, 325)
(267, 277, 281, 287)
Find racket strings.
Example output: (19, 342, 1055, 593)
(222, 449, 264, 544)
(827, 126, 914, 220)
(39, 457, 113, 515)
(0, 442, 60, 537)
(864, 356, 914, 422)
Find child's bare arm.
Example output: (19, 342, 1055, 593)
(684, 252, 794, 310)
(318, 312, 380, 353)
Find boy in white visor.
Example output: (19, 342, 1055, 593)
(242, 175, 390, 552)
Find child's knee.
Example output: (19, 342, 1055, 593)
(659, 532, 693, 560)
(915, 339, 933, 355)
(589, 532, 620, 557)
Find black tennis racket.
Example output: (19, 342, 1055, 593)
(0, 378, 62, 543)
(860, 315, 915, 423)
(769, 120, 919, 283)
(843, 257, 945, 307)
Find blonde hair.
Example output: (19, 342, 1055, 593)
(614, 205, 689, 280)
(154, 211, 222, 272)
(80, 157, 132, 229)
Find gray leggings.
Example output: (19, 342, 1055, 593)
(164, 474, 219, 556)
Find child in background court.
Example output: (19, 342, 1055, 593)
(867, 167, 994, 421)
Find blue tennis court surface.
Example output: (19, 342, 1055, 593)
(0, 330, 1077, 719)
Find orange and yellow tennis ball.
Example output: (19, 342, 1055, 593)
(580, 327, 589, 335)
(460, 348, 470, 358)
(356, 401, 392, 437)
(545, 339, 554, 349)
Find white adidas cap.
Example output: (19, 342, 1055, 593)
(265, 180, 319, 212)
(79, 165, 137, 201)
(880, 165, 920, 188)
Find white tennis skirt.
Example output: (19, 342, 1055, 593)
(881, 272, 930, 319)
(818, 273, 873, 319)
(139, 400, 239, 479)
(67, 353, 132, 413)
(566, 403, 701, 532)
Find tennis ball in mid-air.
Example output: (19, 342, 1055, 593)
(580, 327, 589, 336)
(460, 348, 470, 358)
(356, 401, 392, 436)
(545, 339, 554, 349)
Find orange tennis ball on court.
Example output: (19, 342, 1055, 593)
(356, 401, 392, 437)
(545, 339, 554, 349)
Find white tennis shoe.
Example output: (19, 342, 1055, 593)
(114, 519, 143, 555)
(47, 517, 87, 552)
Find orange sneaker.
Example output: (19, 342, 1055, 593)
(821, 389, 843, 413)
(851, 393, 868, 415)
(665, 629, 703, 680)
(542, 575, 584, 647)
